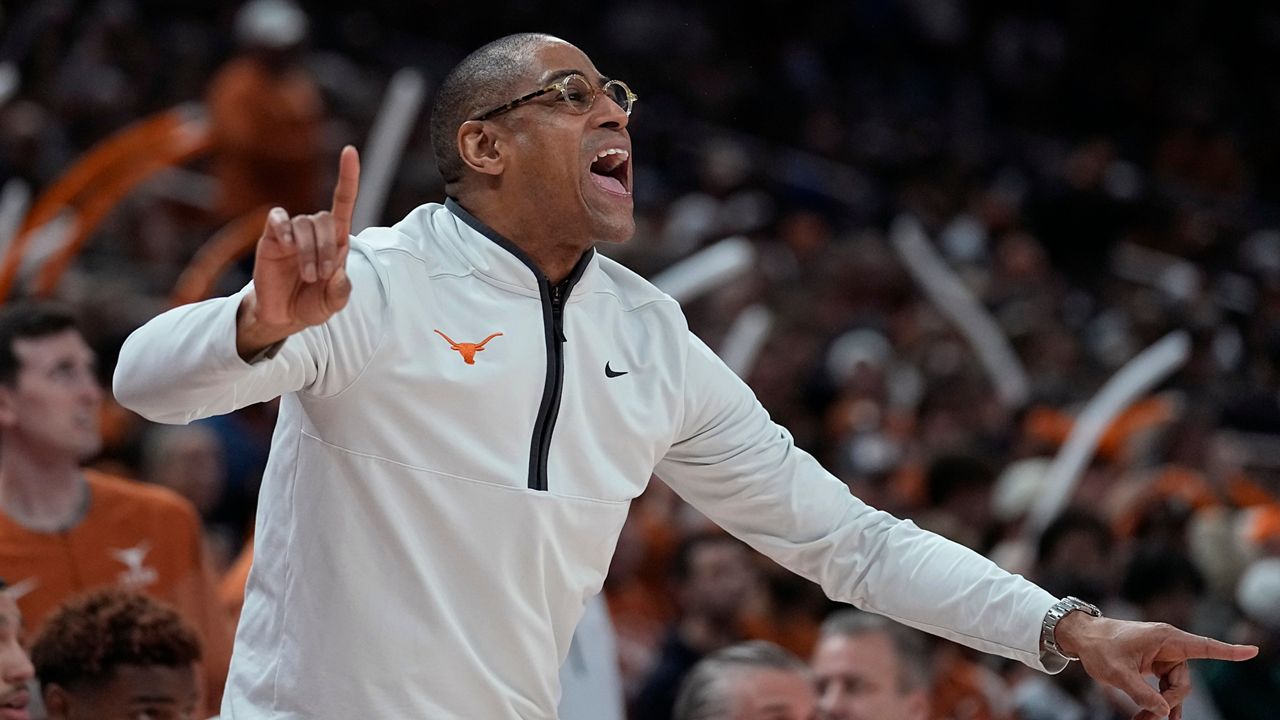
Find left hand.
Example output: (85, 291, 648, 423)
(1056, 613, 1258, 720)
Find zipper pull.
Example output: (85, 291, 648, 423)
(551, 283, 567, 343)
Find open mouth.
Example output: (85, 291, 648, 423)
(589, 147, 631, 196)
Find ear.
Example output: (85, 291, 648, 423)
(457, 120, 505, 177)
(43, 683, 71, 719)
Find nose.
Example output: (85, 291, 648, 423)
(75, 368, 104, 407)
(817, 686, 844, 718)
(81, 377, 104, 404)
(593, 93, 629, 131)
(1, 643, 33, 686)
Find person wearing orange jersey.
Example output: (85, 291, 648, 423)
(206, 0, 323, 223)
(0, 301, 230, 716)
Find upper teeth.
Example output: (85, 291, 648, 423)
(596, 148, 628, 160)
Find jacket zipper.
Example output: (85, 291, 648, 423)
(443, 196, 591, 492)
(528, 280, 569, 491)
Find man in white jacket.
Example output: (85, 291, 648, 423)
(115, 33, 1254, 719)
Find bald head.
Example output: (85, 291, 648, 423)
(430, 32, 565, 186)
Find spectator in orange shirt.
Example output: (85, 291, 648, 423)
(217, 536, 253, 624)
(31, 589, 201, 720)
(206, 0, 324, 222)
(0, 300, 230, 715)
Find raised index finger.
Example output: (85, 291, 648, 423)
(331, 145, 361, 244)
(1169, 631, 1258, 662)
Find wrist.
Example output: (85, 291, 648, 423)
(1054, 608, 1097, 659)
(236, 292, 300, 361)
(1040, 596, 1103, 668)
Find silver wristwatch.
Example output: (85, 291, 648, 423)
(1039, 596, 1102, 671)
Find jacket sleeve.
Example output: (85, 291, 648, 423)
(113, 245, 386, 425)
(654, 332, 1059, 671)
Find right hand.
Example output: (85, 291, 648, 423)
(1058, 613, 1258, 720)
(238, 146, 361, 356)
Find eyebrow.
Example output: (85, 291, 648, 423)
(537, 68, 608, 86)
(757, 705, 802, 720)
(42, 351, 97, 368)
(539, 68, 580, 83)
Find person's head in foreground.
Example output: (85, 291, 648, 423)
(0, 300, 102, 464)
(31, 589, 201, 720)
(673, 640, 815, 720)
(430, 33, 636, 256)
(810, 610, 931, 720)
(0, 581, 36, 720)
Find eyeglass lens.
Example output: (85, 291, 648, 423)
(603, 82, 631, 113)
(559, 75, 632, 115)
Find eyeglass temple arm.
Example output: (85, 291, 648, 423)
(473, 86, 558, 122)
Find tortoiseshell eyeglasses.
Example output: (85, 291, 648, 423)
(471, 73, 637, 122)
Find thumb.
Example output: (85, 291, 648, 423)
(324, 265, 352, 314)
(1111, 669, 1169, 718)
(263, 207, 293, 246)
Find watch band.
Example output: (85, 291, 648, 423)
(1040, 596, 1102, 669)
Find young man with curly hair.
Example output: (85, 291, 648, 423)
(30, 589, 201, 720)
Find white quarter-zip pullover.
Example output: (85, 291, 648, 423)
(115, 200, 1058, 719)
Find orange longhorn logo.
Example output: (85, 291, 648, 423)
(434, 330, 503, 364)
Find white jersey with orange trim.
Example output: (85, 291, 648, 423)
(115, 200, 1058, 719)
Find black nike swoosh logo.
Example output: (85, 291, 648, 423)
(605, 362, 628, 378)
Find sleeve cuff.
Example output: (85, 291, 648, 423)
(245, 338, 286, 365)
(1038, 647, 1071, 674)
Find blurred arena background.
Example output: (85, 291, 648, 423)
(2, 0, 1278, 718)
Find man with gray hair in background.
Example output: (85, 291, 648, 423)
(811, 609, 932, 720)
(674, 640, 816, 720)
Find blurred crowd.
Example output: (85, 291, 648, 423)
(0, 0, 1278, 718)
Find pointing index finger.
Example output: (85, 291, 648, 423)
(1172, 631, 1258, 661)
(331, 145, 361, 245)
(1197, 637, 1258, 661)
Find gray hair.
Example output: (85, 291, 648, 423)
(429, 33, 560, 186)
(674, 640, 810, 720)
(818, 610, 932, 691)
